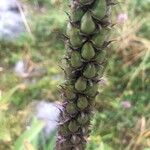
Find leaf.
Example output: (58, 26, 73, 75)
(44, 130, 57, 150)
(14, 119, 44, 150)
(0, 84, 24, 103)
(98, 142, 113, 150)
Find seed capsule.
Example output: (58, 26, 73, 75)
(66, 102, 77, 115)
(65, 66, 75, 78)
(59, 124, 70, 137)
(91, 0, 107, 19)
(92, 29, 109, 47)
(83, 63, 96, 78)
(67, 24, 82, 47)
(76, 144, 86, 150)
(77, 96, 88, 110)
(81, 42, 95, 60)
(66, 23, 72, 37)
(94, 51, 106, 63)
(77, 113, 89, 125)
(96, 65, 105, 78)
(65, 89, 76, 100)
(81, 11, 96, 34)
(71, 8, 84, 22)
(79, 0, 94, 4)
(85, 83, 98, 97)
(75, 77, 87, 92)
(68, 121, 79, 133)
(70, 51, 82, 68)
(71, 135, 81, 145)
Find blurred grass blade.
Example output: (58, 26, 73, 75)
(45, 130, 57, 150)
(98, 142, 113, 150)
(14, 119, 44, 150)
(24, 141, 37, 150)
(0, 84, 23, 103)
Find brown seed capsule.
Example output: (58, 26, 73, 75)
(77, 113, 89, 125)
(77, 96, 88, 110)
(64, 85, 76, 100)
(68, 120, 79, 133)
(71, 135, 81, 145)
(65, 90, 76, 100)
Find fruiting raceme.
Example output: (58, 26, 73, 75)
(56, 0, 113, 149)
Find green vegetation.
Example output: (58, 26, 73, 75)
(0, 0, 149, 150)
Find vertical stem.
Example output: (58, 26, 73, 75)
(56, 0, 113, 149)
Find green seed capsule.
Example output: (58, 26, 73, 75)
(75, 77, 87, 92)
(60, 124, 70, 137)
(70, 51, 82, 68)
(66, 23, 72, 37)
(66, 102, 77, 115)
(77, 113, 89, 125)
(79, 0, 93, 4)
(83, 63, 96, 78)
(91, 0, 107, 19)
(81, 11, 96, 34)
(96, 65, 105, 78)
(67, 24, 82, 47)
(71, 8, 84, 22)
(85, 83, 98, 97)
(81, 42, 95, 60)
(77, 96, 88, 110)
(92, 29, 109, 47)
(68, 121, 79, 133)
(94, 51, 106, 63)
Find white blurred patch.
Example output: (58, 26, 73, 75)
(0, 0, 25, 38)
(35, 101, 62, 138)
(14, 60, 29, 78)
(0, 0, 17, 11)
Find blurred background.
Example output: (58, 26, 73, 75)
(0, 0, 149, 150)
